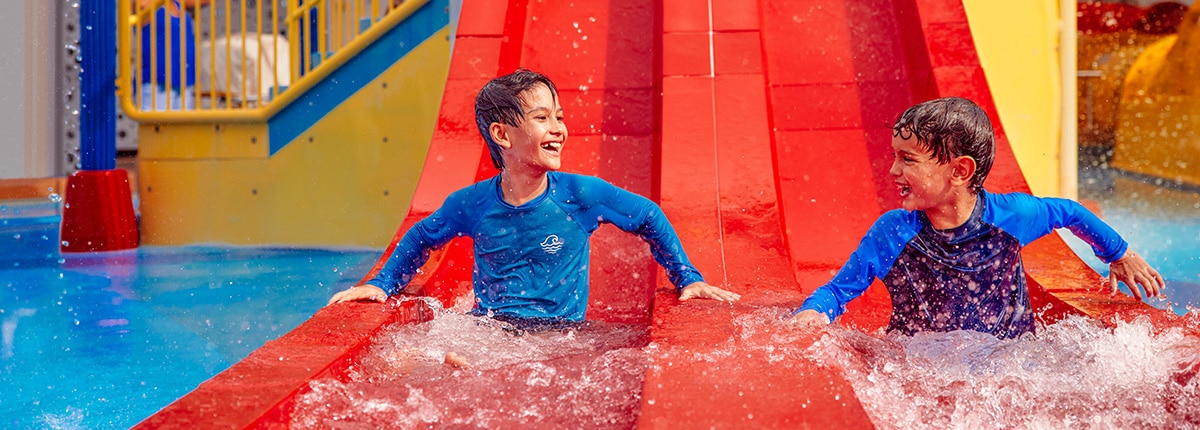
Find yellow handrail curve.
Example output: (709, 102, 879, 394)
(118, 0, 430, 123)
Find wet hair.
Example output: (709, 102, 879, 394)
(474, 69, 560, 170)
(892, 97, 995, 193)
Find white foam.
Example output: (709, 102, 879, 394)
(291, 300, 650, 428)
(805, 314, 1200, 429)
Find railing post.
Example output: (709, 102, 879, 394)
(61, 0, 140, 252)
(79, 0, 117, 171)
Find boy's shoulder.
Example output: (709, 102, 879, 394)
(876, 208, 921, 227)
(443, 176, 501, 206)
(982, 189, 1037, 205)
(549, 171, 607, 186)
(980, 190, 1050, 220)
(547, 171, 617, 194)
(866, 208, 923, 240)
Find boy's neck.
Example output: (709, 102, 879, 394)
(499, 169, 550, 206)
(924, 191, 979, 230)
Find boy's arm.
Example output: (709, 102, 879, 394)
(787, 248, 881, 325)
(586, 179, 738, 301)
(999, 193, 1163, 300)
(1050, 200, 1165, 299)
(787, 213, 910, 326)
(1044, 197, 1129, 263)
(329, 199, 469, 304)
(995, 193, 1127, 261)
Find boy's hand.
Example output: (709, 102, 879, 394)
(786, 309, 830, 327)
(328, 284, 388, 305)
(679, 282, 741, 302)
(1108, 250, 1165, 301)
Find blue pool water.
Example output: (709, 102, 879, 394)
(0, 200, 378, 429)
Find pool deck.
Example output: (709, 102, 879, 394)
(0, 154, 136, 201)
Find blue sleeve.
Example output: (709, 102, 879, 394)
(568, 175, 706, 291)
(796, 211, 917, 321)
(364, 192, 473, 296)
(985, 192, 1129, 263)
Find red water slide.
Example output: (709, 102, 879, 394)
(136, 0, 1173, 427)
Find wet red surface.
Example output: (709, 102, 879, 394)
(137, 0, 1187, 428)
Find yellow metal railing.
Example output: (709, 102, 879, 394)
(118, 0, 428, 122)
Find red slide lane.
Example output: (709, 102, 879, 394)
(137, 0, 1179, 427)
(642, 1, 1180, 427)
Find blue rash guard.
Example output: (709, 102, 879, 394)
(797, 190, 1129, 339)
(366, 172, 706, 322)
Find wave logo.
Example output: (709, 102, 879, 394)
(540, 235, 564, 254)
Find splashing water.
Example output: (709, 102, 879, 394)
(291, 298, 651, 428)
(804, 314, 1200, 429)
(291, 301, 1198, 428)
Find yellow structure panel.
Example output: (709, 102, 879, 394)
(962, 0, 1064, 197)
(1113, 32, 1200, 187)
(138, 123, 269, 159)
(139, 28, 451, 248)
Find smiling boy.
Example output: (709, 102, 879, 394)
(330, 69, 739, 327)
(788, 97, 1163, 338)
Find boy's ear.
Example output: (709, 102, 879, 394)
(489, 122, 510, 149)
(951, 156, 977, 186)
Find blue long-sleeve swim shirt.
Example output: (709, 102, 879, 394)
(366, 172, 706, 322)
(797, 190, 1128, 339)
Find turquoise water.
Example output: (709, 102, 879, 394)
(0, 201, 377, 429)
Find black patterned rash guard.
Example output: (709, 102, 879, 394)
(797, 190, 1129, 339)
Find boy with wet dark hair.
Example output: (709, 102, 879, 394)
(474, 69, 558, 170)
(788, 97, 1163, 339)
(332, 69, 740, 327)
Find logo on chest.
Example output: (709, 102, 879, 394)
(540, 235, 564, 254)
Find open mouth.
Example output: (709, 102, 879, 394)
(897, 184, 911, 197)
(541, 141, 563, 153)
